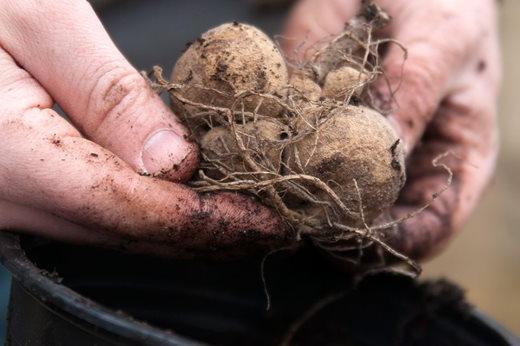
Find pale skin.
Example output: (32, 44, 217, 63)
(0, 0, 500, 261)
(0, 0, 290, 258)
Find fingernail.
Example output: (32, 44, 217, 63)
(142, 130, 190, 176)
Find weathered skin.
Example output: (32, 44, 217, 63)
(0, 0, 293, 258)
(284, 0, 501, 260)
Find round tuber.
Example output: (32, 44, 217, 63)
(171, 22, 288, 133)
(286, 106, 406, 223)
(289, 70, 322, 102)
(200, 119, 288, 180)
(322, 66, 369, 101)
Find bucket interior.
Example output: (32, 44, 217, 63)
(19, 237, 511, 346)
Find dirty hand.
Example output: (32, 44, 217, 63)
(284, 0, 501, 260)
(0, 0, 291, 257)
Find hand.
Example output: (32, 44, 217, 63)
(283, 0, 501, 260)
(0, 0, 291, 258)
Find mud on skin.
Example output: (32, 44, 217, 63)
(91, 176, 294, 259)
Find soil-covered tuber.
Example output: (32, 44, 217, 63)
(286, 106, 406, 224)
(322, 66, 369, 101)
(171, 22, 288, 134)
(200, 119, 288, 179)
(289, 70, 322, 101)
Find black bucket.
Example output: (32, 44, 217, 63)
(0, 231, 518, 346)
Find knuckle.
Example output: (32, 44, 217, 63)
(85, 68, 149, 136)
(0, 56, 53, 113)
(384, 57, 439, 125)
(402, 62, 439, 119)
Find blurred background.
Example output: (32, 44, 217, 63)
(0, 0, 519, 339)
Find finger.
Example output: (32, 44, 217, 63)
(381, 69, 498, 261)
(373, 0, 493, 153)
(0, 200, 215, 259)
(0, 115, 291, 255)
(282, 0, 361, 61)
(0, 199, 116, 246)
(0, 50, 292, 257)
(0, 0, 198, 182)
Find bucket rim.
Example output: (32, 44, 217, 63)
(0, 231, 205, 346)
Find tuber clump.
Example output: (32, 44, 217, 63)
(148, 2, 431, 273)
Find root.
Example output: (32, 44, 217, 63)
(260, 245, 299, 311)
(280, 292, 346, 346)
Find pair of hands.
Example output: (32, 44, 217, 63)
(0, 0, 500, 260)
